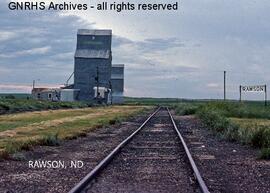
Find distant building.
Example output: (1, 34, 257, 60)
(32, 29, 125, 104)
(32, 88, 61, 101)
(32, 88, 80, 102)
(111, 64, 124, 104)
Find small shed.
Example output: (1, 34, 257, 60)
(32, 88, 61, 101)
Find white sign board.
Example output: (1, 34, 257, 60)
(241, 85, 266, 92)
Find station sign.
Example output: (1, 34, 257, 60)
(239, 84, 267, 106)
(241, 85, 266, 92)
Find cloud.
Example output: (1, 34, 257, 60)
(0, 31, 16, 42)
(0, 84, 32, 92)
(0, 83, 63, 93)
(0, 0, 270, 100)
(0, 1, 90, 87)
(112, 35, 193, 70)
(207, 83, 219, 89)
(0, 46, 51, 58)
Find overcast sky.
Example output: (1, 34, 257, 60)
(0, 0, 270, 99)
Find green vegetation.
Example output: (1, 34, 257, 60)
(0, 105, 152, 158)
(171, 102, 202, 115)
(124, 97, 200, 106)
(0, 99, 93, 114)
(230, 118, 270, 147)
(197, 104, 239, 140)
(194, 102, 270, 159)
(201, 101, 270, 119)
(0, 93, 31, 99)
(4, 133, 60, 155)
(260, 148, 270, 159)
(171, 101, 270, 159)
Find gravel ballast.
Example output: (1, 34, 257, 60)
(175, 115, 270, 193)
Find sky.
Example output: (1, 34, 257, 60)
(0, 0, 270, 99)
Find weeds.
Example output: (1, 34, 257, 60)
(202, 101, 270, 119)
(3, 132, 60, 156)
(260, 148, 270, 159)
(0, 99, 93, 115)
(174, 103, 200, 115)
(41, 133, 60, 146)
(195, 102, 270, 159)
(109, 117, 122, 125)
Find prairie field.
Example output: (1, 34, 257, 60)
(0, 105, 152, 158)
(0, 99, 93, 114)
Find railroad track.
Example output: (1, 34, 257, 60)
(69, 107, 209, 193)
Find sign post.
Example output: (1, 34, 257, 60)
(239, 85, 242, 102)
(240, 85, 267, 106)
(224, 71, 226, 101)
(265, 85, 267, 106)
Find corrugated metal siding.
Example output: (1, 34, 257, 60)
(74, 58, 112, 100)
(76, 34, 111, 50)
(111, 74, 124, 79)
(112, 92, 124, 104)
(78, 29, 112, 36)
(111, 64, 124, 93)
(111, 79, 124, 92)
(60, 89, 80, 101)
(112, 64, 124, 68)
(112, 65, 124, 75)
(75, 50, 110, 59)
(74, 29, 112, 101)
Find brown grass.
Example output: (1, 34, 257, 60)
(0, 105, 153, 157)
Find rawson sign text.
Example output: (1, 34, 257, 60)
(241, 85, 266, 92)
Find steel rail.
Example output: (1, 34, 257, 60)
(68, 107, 161, 193)
(166, 107, 210, 193)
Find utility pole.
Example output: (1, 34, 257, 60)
(239, 85, 242, 102)
(32, 80, 35, 89)
(32, 79, 40, 89)
(224, 71, 226, 101)
(265, 85, 267, 107)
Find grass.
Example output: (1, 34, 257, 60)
(171, 101, 270, 159)
(230, 118, 270, 148)
(124, 97, 202, 106)
(0, 105, 152, 158)
(0, 99, 93, 114)
(192, 102, 270, 159)
(0, 93, 31, 99)
(205, 101, 270, 119)
(4, 133, 60, 153)
(171, 102, 202, 115)
(260, 148, 270, 159)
